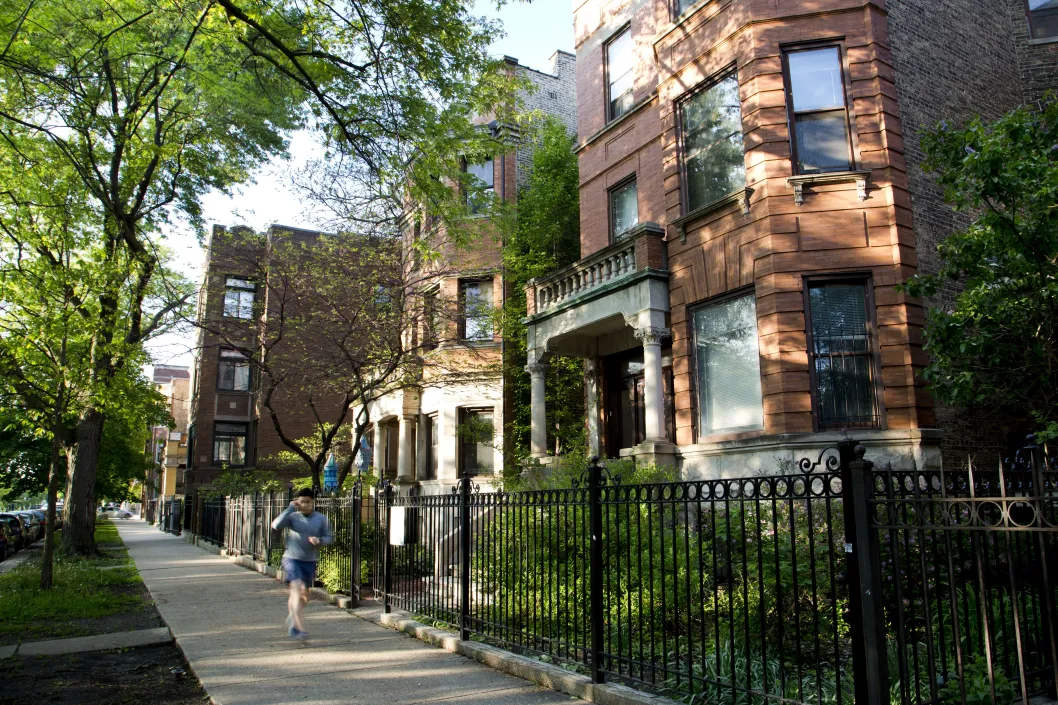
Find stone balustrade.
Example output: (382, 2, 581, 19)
(526, 223, 665, 317)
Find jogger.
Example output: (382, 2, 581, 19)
(271, 488, 333, 640)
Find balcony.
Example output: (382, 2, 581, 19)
(525, 223, 667, 318)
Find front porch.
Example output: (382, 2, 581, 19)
(524, 223, 678, 466)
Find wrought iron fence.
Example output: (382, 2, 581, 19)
(871, 445, 1058, 705)
(372, 441, 1058, 705)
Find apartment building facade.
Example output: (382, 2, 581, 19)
(185, 224, 355, 494)
(524, 0, 1057, 476)
(360, 51, 577, 492)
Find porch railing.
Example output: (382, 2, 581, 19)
(525, 223, 666, 317)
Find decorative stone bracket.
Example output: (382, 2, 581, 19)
(670, 188, 753, 244)
(787, 170, 871, 206)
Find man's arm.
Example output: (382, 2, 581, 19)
(318, 515, 333, 546)
(271, 503, 296, 531)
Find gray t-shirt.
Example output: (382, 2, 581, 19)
(271, 506, 333, 562)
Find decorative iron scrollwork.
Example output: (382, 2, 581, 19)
(572, 457, 622, 488)
(452, 473, 481, 495)
(798, 446, 841, 475)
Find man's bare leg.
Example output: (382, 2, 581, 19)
(288, 579, 306, 633)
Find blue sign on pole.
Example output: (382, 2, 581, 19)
(323, 453, 339, 493)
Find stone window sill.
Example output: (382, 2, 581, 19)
(670, 188, 753, 244)
(787, 170, 871, 205)
(1028, 35, 1058, 45)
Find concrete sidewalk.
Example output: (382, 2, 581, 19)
(116, 521, 578, 705)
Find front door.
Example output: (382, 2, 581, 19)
(603, 349, 675, 458)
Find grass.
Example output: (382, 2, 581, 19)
(0, 519, 146, 642)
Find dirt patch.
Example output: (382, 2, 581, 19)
(0, 644, 207, 705)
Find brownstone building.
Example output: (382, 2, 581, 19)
(361, 52, 577, 492)
(524, 0, 1057, 475)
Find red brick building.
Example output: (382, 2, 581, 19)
(525, 0, 1058, 475)
(185, 224, 352, 493)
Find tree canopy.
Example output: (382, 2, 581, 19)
(904, 95, 1058, 441)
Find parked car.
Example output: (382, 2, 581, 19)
(14, 512, 42, 544)
(0, 523, 7, 561)
(27, 510, 50, 534)
(0, 515, 24, 551)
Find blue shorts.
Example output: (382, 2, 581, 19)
(282, 558, 317, 586)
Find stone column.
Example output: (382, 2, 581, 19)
(397, 415, 415, 482)
(635, 326, 670, 441)
(526, 361, 550, 458)
(584, 358, 601, 458)
(372, 422, 384, 475)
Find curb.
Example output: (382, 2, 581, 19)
(181, 532, 682, 705)
(354, 609, 679, 705)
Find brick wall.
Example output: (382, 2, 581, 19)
(515, 51, 579, 190)
(1004, 0, 1058, 105)
(886, 0, 1026, 458)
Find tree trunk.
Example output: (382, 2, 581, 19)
(61, 408, 103, 556)
(40, 433, 64, 589)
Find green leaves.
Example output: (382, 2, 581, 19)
(904, 95, 1058, 437)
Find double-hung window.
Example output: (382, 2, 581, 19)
(464, 159, 494, 214)
(692, 292, 764, 436)
(606, 27, 634, 121)
(423, 414, 438, 480)
(213, 423, 248, 466)
(223, 277, 254, 319)
(681, 72, 746, 211)
(459, 408, 494, 476)
(784, 46, 854, 173)
(805, 279, 879, 429)
(460, 279, 493, 341)
(217, 349, 251, 391)
(1027, 0, 1058, 39)
(609, 178, 639, 240)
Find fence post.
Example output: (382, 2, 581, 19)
(459, 470, 472, 641)
(587, 458, 605, 684)
(382, 482, 393, 614)
(842, 440, 889, 705)
(350, 479, 362, 608)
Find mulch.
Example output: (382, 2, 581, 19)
(0, 644, 207, 704)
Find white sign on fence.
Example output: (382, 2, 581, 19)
(389, 506, 407, 546)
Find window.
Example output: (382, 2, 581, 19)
(460, 279, 493, 341)
(681, 73, 746, 212)
(213, 422, 248, 466)
(675, 0, 698, 16)
(423, 290, 439, 350)
(606, 27, 634, 121)
(806, 280, 879, 429)
(422, 414, 438, 480)
(692, 292, 764, 435)
(784, 46, 853, 173)
(459, 408, 494, 476)
(609, 178, 639, 240)
(223, 277, 254, 319)
(464, 159, 494, 214)
(1027, 0, 1058, 39)
(217, 349, 251, 391)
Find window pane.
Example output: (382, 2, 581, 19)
(607, 29, 634, 119)
(1029, 0, 1058, 39)
(215, 422, 248, 434)
(233, 363, 250, 391)
(809, 283, 876, 427)
(693, 293, 763, 434)
(796, 111, 851, 172)
(788, 47, 846, 112)
(224, 289, 254, 319)
(214, 439, 230, 463)
(462, 281, 493, 340)
(462, 410, 493, 475)
(611, 180, 638, 238)
(683, 74, 745, 210)
(230, 436, 246, 465)
(467, 160, 494, 189)
(226, 277, 253, 290)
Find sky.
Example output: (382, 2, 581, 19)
(146, 0, 576, 372)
